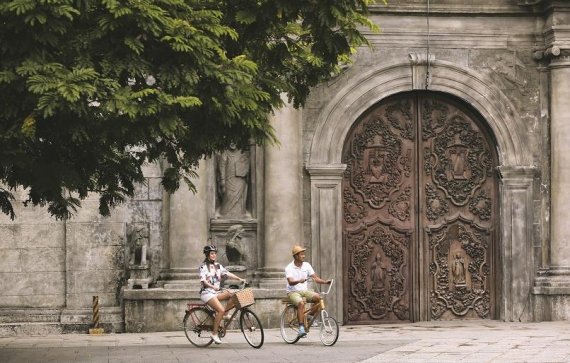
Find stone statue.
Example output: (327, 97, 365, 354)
(370, 252, 386, 291)
(452, 253, 466, 287)
(216, 143, 250, 218)
(226, 224, 246, 266)
(127, 226, 148, 267)
(126, 224, 152, 289)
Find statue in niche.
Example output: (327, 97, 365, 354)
(447, 135, 469, 180)
(226, 224, 246, 266)
(449, 148, 467, 180)
(126, 224, 152, 289)
(451, 253, 467, 287)
(216, 143, 250, 219)
(370, 252, 386, 291)
(127, 226, 148, 267)
(369, 150, 388, 183)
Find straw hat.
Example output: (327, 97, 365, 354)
(291, 245, 307, 256)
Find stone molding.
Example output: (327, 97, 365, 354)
(308, 59, 531, 168)
(409, 53, 435, 90)
(369, 2, 557, 14)
(534, 267, 570, 295)
(364, 31, 536, 49)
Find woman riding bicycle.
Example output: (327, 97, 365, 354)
(199, 244, 245, 344)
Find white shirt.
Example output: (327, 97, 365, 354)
(285, 261, 315, 293)
(199, 262, 228, 294)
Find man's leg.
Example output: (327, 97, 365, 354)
(306, 292, 322, 317)
(297, 300, 305, 326)
(288, 292, 306, 337)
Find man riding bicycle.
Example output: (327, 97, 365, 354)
(199, 244, 246, 344)
(285, 245, 331, 337)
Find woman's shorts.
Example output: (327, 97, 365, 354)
(287, 290, 318, 306)
(200, 290, 219, 304)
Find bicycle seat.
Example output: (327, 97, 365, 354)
(281, 297, 308, 304)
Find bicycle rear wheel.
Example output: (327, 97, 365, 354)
(280, 304, 301, 344)
(319, 316, 339, 346)
(239, 308, 264, 348)
(183, 307, 214, 347)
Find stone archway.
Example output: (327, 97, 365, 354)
(306, 57, 535, 323)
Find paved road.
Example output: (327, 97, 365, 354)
(1, 321, 570, 362)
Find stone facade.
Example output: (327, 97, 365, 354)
(2, 0, 570, 334)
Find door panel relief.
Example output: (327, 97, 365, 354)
(343, 92, 498, 324)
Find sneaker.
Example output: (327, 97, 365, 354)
(223, 314, 231, 321)
(211, 333, 222, 344)
(298, 325, 307, 338)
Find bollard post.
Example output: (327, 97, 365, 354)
(88, 295, 105, 335)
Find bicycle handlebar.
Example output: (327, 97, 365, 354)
(223, 279, 248, 291)
(321, 279, 334, 295)
(305, 277, 334, 295)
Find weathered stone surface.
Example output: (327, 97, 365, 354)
(124, 288, 285, 331)
(148, 177, 163, 201)
(0, 224, 64, 249)
(0, 272, 65, 307)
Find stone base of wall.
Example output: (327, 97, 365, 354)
(531, 268, 570, 321)
(533, 293, 570, 321)
(123, 287, 286, 332)
(0, 308, 123, 336)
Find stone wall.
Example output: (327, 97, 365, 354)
(0, 162, 165, 335)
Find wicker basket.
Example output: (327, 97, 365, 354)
(232, 288, 255, 309)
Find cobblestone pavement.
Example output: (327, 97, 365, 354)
(1, 321, 569, 362)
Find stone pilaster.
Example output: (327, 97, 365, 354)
(305, 164, 346, 322)
(497, 166, 536, 322)
(258, 101, 303, 288)
(158, 159, 211, 285)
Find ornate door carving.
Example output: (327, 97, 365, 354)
(343, 92, 498, 324)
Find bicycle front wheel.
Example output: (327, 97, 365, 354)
(319, 316, 339, 346)
(239, 308, 264, 348)
(280, 304, 301, 344)
(183, 307, 214, 347)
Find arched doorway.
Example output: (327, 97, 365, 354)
(342, 91, 499, 324)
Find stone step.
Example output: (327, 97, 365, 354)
(163, 282, 200, 290)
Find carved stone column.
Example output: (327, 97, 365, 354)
(549, 54, 570, 269)
(532, 3, 570, 319)
(306, 164, 346, 322)
(534, 53, 570, 303)
(258, 101, 303, 287)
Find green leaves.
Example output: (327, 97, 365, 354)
(0, 0, 379, 219)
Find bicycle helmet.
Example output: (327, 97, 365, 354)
(203, 244, 218, 255)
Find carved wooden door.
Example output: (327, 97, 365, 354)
(342, 92, 498, 324)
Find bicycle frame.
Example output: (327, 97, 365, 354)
(183, 281, 264, 348)
(280, 278, 339, 346)
(303, 278, 334, 331)
(184, 302, 238, 336)
(185, 283, 246, 335)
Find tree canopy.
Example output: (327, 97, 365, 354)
(0, 0, 380, 220)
